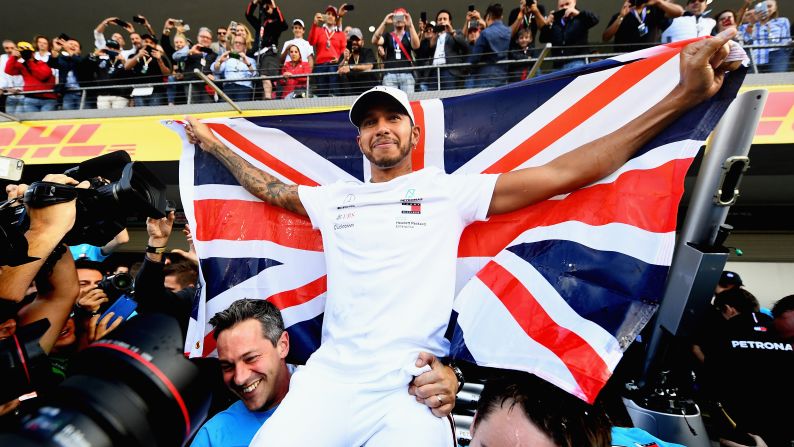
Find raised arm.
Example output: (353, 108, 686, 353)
(488, 31, 739, 216)
(184, 116, 307, 216)
(649, 0, 684, 18)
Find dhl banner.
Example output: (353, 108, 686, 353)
(1, 86, 793, 166)
(0, 107, 345, 165)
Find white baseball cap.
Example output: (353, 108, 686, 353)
(293, 18, 305, 27)
(349, 86, 415, 128)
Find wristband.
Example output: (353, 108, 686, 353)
(146, 245, 168, 254)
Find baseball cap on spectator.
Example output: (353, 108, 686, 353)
(393, 7, 408, 15)
(293, 18, 305, 28)
(349, 86, 415, 128)
(326, 5, 338, 16)
(17, 41, 34, 52)
(348, 28, 363, 41)
(719, 271, 743, 288)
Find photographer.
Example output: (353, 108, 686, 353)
(508, 0, 548, 47)
(184, 27, 218, 104)
(125, 33, 173, 107)
(428, 9, 471, 90)
(538, 0, 599, 70)
(134, 211, 197, 336)
(372, 8, 422, 93)
(468, 4, 512, 88)
(48, 37, 93, 110)
(602, 0, 683, 52)
(309, 6, 348, 97)
(245, 0, 288, 100)
(94, 17, 137, 60)
(3, 41, 57, 112)
(87, 39, 129, 109)
(212, 36, 257, 102)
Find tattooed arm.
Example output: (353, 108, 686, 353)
(184, 116, 307, 216)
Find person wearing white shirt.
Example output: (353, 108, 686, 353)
(212, 36, 257, 101)
(280, 18, 315, 69)
(94, 17, 138, 60)
(661, 0, 717, 43)
(0, 40, 24, 113)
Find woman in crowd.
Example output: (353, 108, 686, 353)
(280, 44, 310, 98)
(212, 35, 257, 101)
(739, 0, 791, 73)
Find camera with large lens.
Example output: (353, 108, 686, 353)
(97, 273, 134, 301)
(0, 151, 167, 257)
(0, 319, 51, 405)
(0, 314, 212, 447)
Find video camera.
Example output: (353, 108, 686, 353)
(0, 314, 212, 447)
(0, 151, 167, 266)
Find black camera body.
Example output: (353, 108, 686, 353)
(97, 272, 134, 301)
(629, 0, 650, 6)
(0, 319, 51, 404)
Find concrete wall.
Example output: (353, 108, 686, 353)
(3, 0, 791, 51)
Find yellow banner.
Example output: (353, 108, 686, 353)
(0, 107, 345, 165)
(2, 86, 793, 166)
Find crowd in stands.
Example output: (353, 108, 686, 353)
(0, 0, 791, 112)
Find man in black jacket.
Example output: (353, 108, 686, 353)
(427, 9, 470, 90)
(245, 0, 288, 99)
(48, 37, 93, 110)
(539, 0, 599, 69)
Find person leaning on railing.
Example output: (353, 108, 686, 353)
(739, 0, 791, 73)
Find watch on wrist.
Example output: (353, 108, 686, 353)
(449, 363, 465, 393)
(146, 245, 168, 254)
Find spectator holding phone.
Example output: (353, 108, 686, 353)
(183, 27, 218, 104)
(309, 6, 348, 96)
(539, 0, 599, 69)
(94, 17, 137, 60)
(49, 37, 91, 110)
(124, 34, 172, 106)
(213, 36, 257, 101)
(739, 0, 791, 73)
(245, 0, 288, 100)
(87, 39, 129, 109)
(468, 3, 512, 88)
(427, 9, 471, 90)
(372, 8, 421, 93)
(602, 0, 683, 52)
(508, 0, 548, 50)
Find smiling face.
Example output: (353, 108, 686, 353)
(292, 24, 305, 39)
(356, 105, 419, 172)
(217, 319, 290, 412)
(174, 35, 187, 50)
(288, 45, 301, 62)
(53, 317, 77, 350)
(717, 11, 736, 32)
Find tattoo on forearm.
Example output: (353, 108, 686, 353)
(209, 141, 302, 214)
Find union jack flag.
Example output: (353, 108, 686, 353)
(172, 39, 744, 403)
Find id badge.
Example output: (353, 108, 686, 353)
(326, 40, 331, 49)
(637, 23, 648, 37)
(200, 57, 207, 67)
(395, 52, 401, 60)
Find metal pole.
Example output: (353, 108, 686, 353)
(193, 69, 242, 114)
(187, 83, 193, 105)
(436, 66, 441, 91)
(79, 90, 87, 110)
(527, 43, 551, 79)
(0, 110, 20, 122)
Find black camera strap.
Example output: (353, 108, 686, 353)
(23, 181, 81, 208)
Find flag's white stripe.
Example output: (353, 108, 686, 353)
(495, 250, 623, 367)
(203, 117, 360, 186)
(511, 56, 683, 170)
(453, 279, 587, 400)
(194, 184, 260, 202)
(509, 222, 675, 266)
(194, 239, 326, 265)
(420, 99, 446, 171)
(280, 292, 327, 328)
(455, 257, 492, 295)
(457, 55, 683, 175)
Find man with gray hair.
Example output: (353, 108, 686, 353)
(190, 299, 458, 447)
(183, 27, 218, 104)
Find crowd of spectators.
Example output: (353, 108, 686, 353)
(0, 0, 792, 111)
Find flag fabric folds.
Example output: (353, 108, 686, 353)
(173, 39, 744, 403)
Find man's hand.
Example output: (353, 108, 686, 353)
(409, 352, 457, 417)
(619, 1, 631, 16)
(77, 288, 109, 313)
(564, 7, 580, 19)
(87, 312, 123, 342)
(720, 434, 768, 447)
(314, 13, 324, 26)
(147, 210, 175, 247)
(677, 29, 741, 105)
(171, 224, 199, 266)
(24, 174, 85, 237)
(184, 116, 223, 153)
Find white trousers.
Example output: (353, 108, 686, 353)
(249, 364, 454, 447)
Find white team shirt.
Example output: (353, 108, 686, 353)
(298, 167, 498, 383)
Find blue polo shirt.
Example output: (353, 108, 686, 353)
(190, 400, 277, 447)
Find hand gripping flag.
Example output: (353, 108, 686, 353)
(172, 39, 745, 403)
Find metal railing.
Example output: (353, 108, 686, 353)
(1, 41, 791, 115)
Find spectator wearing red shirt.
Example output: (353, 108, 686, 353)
(280, 44, 311, 98)
(308, 5, 347, 96)
(4, 41, 57, 112)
